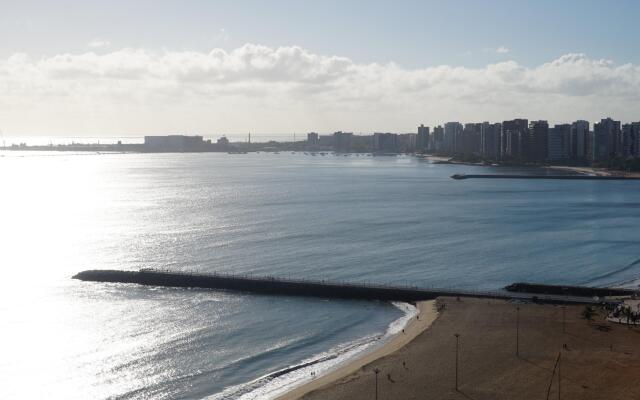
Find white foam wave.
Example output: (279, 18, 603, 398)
(206, 302, 418, 400)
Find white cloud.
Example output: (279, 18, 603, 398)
(213, 28, 230, 43)
(0, 44, 639, 135)
(88, 39, 111, 49)
(483, 46, 509, 54)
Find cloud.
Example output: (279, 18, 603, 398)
(1, 45, 639, 135)
(213, 28, 230, 43)
(483, 46, 509, 54)
(88, 39, 111, 49)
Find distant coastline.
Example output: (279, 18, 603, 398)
(6, 141, 640, 178)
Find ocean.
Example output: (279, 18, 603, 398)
(1, 151, 639, 399)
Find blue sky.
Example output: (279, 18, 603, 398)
(4, 0, 639, 67)
(2, 0, 640, 136)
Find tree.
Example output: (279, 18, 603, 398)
(621, 306, 634, 328)
(581, 306, 597, 324)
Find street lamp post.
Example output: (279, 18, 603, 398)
(558, 350, 562, 400)
(374, 368, 380, 400)
(516, 306, 520, 357)
(454, 333, 460, 391)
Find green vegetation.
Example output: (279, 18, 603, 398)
(594, 157, 640, 172)
(581, 305, 597, 323)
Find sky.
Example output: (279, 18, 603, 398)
(2, 0, 640, 138)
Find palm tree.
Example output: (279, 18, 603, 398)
(621, 306, 633, 328)
(581, 306, 596, 324)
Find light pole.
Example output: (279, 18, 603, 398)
(558, 349, 562, 400)
(516, 306, 520, 357)
(454, 333, 460, 391)
(374, 368, 380, 400)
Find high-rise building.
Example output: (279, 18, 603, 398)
(307, 132, 319, 146)
(593, 118, 621, 161)
(432, 126, 444, 152)
(373, 133, 398, 153)
(480, 122, 501, 160)
(461, 123, 482, 155)
(621, 122, 640, 158)
(444, 122, 463, 154)
(528, 120, 549, 162)
(333, 131, 353, 152)
(633, 122, 640, 157)
(144, 135, 207, 152)
(397, 133, 417, 153)
(501, 119, 528, 160)
(417, 124, 430, 152)
(570, 120, 589, 160)
(548, 124, 571, 161)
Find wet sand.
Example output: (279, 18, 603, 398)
(299, 297, 640, 400)
(277, 301, 438, 400)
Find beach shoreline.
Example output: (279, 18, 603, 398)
(301, 297, 640, 400)
(276, 300, 438, 400)
(546, 164, 640, 178)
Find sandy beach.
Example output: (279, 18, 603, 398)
(277, 300, 438, 400)
(547, 165, 640, 178)
(295, 297, 640, 400)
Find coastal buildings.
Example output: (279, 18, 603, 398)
(373, 132, 399, 153)
(502, 119, 528, 160)
(307, 132, 319, 146)
(621, 122, 640, 158)
(528, 120, 549, 162)
(333, 131, 353, 153)
(417, 124, 429, 153)
(432, 125, 444, 152)
(444, 122, 463, 154)
(593, 118, 621, 161)
(32, 118, 640, 162)
(570, 120, 589, 160)
(397, 133, 417, 153)
(144, 135, 212, 152)
(461, 123, 482, 156)
(548, 124, 571, 161)
(480, 122, 501, 160)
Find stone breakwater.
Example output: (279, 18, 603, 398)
(73, 269, 613, 305)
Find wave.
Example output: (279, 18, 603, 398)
(205, 302, 418, 400)
(582, 257, 640, 286)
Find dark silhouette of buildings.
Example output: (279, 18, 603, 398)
(528, 120, 549, 162)
(593, 118, 621, 161)
(373, 132, 399, 153)
(502, 119, 529, 160)
(417, 124, 429, 153)
(144, 135, 213, 152)
(480, 122, 501, 160)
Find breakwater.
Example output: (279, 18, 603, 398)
(505, 282, 634, 297)
(73, 269, 613, 304)
(451, 173, 640, 180)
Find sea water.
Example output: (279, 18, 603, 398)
(1, 151, 639, 399)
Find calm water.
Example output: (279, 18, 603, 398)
(1, 151, 639, 399)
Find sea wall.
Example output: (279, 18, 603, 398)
(73, 269, 612, 305)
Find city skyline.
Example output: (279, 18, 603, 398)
(3, 1, 640, 137)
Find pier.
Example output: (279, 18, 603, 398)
(451, 173, 640, 180)
(73, 269, 617, 305)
